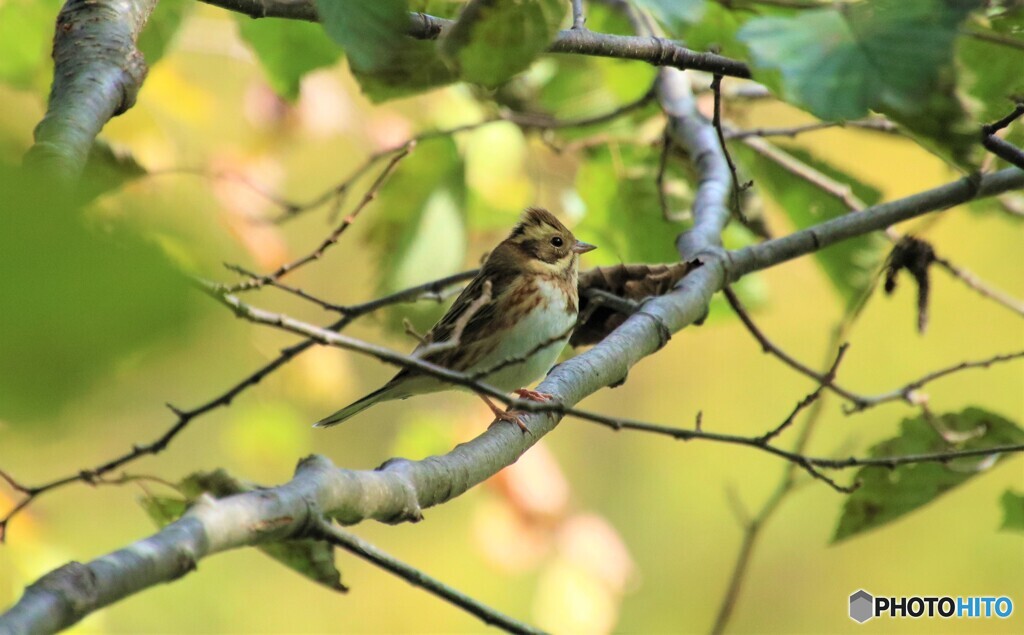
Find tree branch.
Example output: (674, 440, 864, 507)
(25, 0, 157, 181)
(200, 0, 752, 78)
(310, 520, 546, 634)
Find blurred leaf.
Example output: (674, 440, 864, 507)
(0, 166, 199, 421)
(734, 143, 886, 310)
(316, 0, 456, 101)
(410, 0, 467, 19)
(139, 470, 347, 592)
(575, 145, 688, 264)
(739, 0, 982, 167)
(833, 407, 1024, 542)
(235, 16, 342, 100)
(79, 140, 148, 204)
(260, 540, 348, 592)
(1000, 490, 1024, 533)
(139, 494, 188, 528)
(440, 0, 565, 87)
(137, 0, 193, 66)
(0, 0, 60, 90)
(369, 138, 466, 332)
(634, 0, 706, 34)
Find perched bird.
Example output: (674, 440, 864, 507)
(315, 207, 596, 430)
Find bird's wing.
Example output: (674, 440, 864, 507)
(387, 263, 516, 384)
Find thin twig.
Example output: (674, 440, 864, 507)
(756, 344, 849, 444)
(741, 135, 865, 211)
(932, 255, 1024, 318)
(311, 520, 545, 635)
(224, 147, 413, 293)
(723, 287, 870, 407)
(710, 75, 746, 219)
(846, 350, 1024, 413)
(980, 103, 1024, 170)
(725, 118, 899, 140)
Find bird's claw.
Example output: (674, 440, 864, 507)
(513, 388, 552, 402)
(489, 409, 530, 433)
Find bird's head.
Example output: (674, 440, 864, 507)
(502, 207, 596, 276)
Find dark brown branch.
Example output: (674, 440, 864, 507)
(310, 520, 544, 634)
(198, 0, 752, 78)
(980, 103, 1024, 169)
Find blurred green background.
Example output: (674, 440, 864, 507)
(1, 2, 1022, 633)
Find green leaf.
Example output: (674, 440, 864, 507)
(1000, 490, 1024, 533)
(137, 0, 193, 66)
(139, 494, 189, 528)
(79, 140, 148, 204)
(634, 0, 707, 35)
(368, 138, 467, 333)
(440, 0, 566, 87)
(0, 0, 61, 90)
(0, 165, 200, 422)
(733, 143, 886, 309)
(833, 407, 1024, 543)
(739, 0, 983, 167)
(138, 469, 347, 592)
(575, 145, 689, 264)
(316, 0, 456, 101)
(235, 16, 342, 100)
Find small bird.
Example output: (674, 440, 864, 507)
(315, 207, 596, 430)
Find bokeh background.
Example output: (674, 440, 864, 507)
(1, 2, 1022, 633)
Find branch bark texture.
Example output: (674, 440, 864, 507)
(203, 0, 752, 78)
(25, 0, 157, 180)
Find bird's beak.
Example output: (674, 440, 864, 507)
(572, 241, 597, 254)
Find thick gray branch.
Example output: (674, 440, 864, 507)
(25, 0, 157, 181)
(203, 0, 751, 78)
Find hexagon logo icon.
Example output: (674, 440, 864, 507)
(849, 589, 874, 623)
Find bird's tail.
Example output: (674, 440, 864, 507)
(314, 385, 394, 428)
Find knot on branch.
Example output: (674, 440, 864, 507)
(30, 561, 99, 617)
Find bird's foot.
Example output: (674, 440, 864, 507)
(481, 395, 530, 433)
(513, 388, 552, 402)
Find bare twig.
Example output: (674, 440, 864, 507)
(223, 147, 412, 293)
(710, 75, 747, 219)
(723, 287, 869, 407)
(310, 520, 545, 634)
(756, 344, 849, 444)
(846, 350, 1024, 413)
(725, 118, 899, 140)
(981, 103, 1024, 169)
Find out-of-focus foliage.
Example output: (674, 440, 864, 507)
(317, 0, 456, 101)
(0, 166, 201, 421)
(575, 145, 688, 264)
(739, 0, 982, 168)
(0, 0, 61, 90)
(441, 0, 565, 87)
(140, 469, 347, 591)
(137, 0, 194, 66)
(235, 15, 341, 100)
(1000, 490, 1024, 532)
(834, 408, 1024, 542)
(734, 143, 885, 310)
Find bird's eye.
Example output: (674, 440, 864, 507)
(550, 236, 564, 247)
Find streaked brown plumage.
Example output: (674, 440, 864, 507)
(315, 207, 596, 429)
